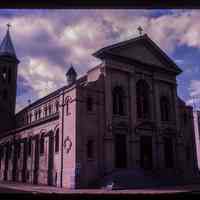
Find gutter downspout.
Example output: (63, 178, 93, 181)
(60, 91, 65, 188)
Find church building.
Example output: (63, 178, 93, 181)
(0, 26, 199, 189)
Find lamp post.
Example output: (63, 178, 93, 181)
(60, 90, 65, 188)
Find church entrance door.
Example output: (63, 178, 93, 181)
(163, 137, 174, 168)
(115, 134, 127, 168)
(140, 136, 153, 170)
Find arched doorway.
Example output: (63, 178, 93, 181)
(48, 131, 54, 186)
(33, 135, 39, 184)
(115, 134, 127, 169)
(140, 136, 153, 170)
(163, 137, 174, 168)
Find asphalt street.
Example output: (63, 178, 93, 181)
(0, 186, 29, 193)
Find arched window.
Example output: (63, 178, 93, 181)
(136, 80, 150, 119)
(55, 101, 59, 112)
(66, 99, 70, 115)
(40, 133, 45, 155)
(87, 96, 93, 112)
(8, 68, 11, 83)
(112, 86, 125, 115)
(55, 129, 59, 153)
(160, 96, 170, 121)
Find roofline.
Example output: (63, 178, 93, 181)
(93, 34, 182, 75)
(93, 34, 145, 57)
(16, 74, 87, 115)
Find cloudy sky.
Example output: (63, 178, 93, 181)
(0, 9, 200, 112)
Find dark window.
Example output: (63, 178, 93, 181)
(87, 97, 93, 111)
(8, 68, 11, 83)
(29, 113, 32, 123)
(35, 111, 38, 120)
(40, 134, 45, 154)
(38, 109, 41, 119)
(66, 100, 70, 115)
(160, 96, 170, 121)
(87, 139, 94, 159)
(2, 67, 7, 82)
(49, 105, 52, 115)
(28, 138, 32, 156)
(55, 129, 59, 153)
(2, 89, 8, 100)
(113, 86, 125, 115)
(164, 137, 174, 168)
(44, 106, 47, 117)
(55, 101, 59, 112)
(136, 80, 150, 119)
(183, 112, 187, 124)
(17, 143, 21, 158)
(186, 146, 190, 161)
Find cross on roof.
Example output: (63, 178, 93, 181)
(7, 23, 11, 30)
(137, 26, 143, 36)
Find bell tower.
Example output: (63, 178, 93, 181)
(0, 24, 19, 133)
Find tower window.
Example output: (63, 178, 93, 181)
(186, 146, 190, 161)
(183, 112, 187, 124)
(55, 129, 59, 153)
(87, 139, 94, 159)
(2, 89, 8, 100)
(87, 96, 93, 112)
(8, 68, 11, 83)
(2, 67, 7, 82)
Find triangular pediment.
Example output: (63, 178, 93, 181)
(93, 34, 182, 75)
(111, 42, 166, 68)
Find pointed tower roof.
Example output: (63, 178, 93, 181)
(66, 64, 77, 76)
(0, 24, 17, 58)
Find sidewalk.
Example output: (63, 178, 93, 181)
(0, 181, 200, 194)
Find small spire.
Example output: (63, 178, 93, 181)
(7, 23, 11, 30)
(0, 24, 17, 58)
(137, 26, 144, 36)
(66, 64, 77, 85)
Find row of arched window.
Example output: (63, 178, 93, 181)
(40, 129, 59, 155)
(112, 80, 171, 121)
(12, 129, 60, 159)
(21, 100, 60, 126)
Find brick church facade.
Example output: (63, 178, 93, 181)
(0, 26, 199, 189)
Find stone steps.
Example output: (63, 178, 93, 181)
(98, 169, 181, 189)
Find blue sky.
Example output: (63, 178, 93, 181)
(0, 9, 199, 112)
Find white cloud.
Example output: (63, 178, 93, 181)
(1, 9, 200, 113)
(189, 80, 200, 97)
